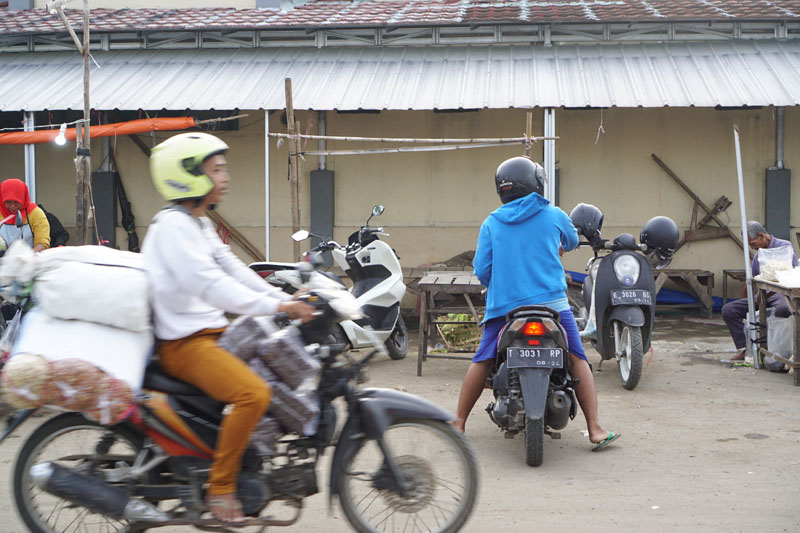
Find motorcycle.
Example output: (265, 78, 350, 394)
(250, 204, 409, 360)
(0, 257, 478, 533)
(485, 305, 577, 467)
(574, 213, 678, 390)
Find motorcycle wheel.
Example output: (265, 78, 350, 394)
(385, 315, 409, 360)
(337, 419, 478, 533)
(525, 417, 544, 467)
(616, 323, 644, 390)
(13, 412, 145, 533)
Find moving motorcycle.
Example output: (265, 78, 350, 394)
(485, 305, 577, 467)
(571, 204, 679, 390)
(1, 258, 478, 533)
(250, 205, 409, 360)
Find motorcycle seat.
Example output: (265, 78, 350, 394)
(505, 305, 561, 322)
(143, 363, 206, 396)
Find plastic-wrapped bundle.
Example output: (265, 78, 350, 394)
(256, 327, 320, 390)
(1, 353, 50, 409)
(248, 359, 319, 436)
(249, 415, 281, 456)
(217, 316, 275, 361)
(43, 358, 105, 411)
(84, 376, 135, 425)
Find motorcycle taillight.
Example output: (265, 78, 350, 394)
(256, 270, 274, 278)
(522, 322, 545, 336)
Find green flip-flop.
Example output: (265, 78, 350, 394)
(591, 431, 621, 451)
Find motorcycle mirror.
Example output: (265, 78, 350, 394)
(14, 210, 23, 229)
(292, 230, 310, 242)
(371, 205, 384, 217)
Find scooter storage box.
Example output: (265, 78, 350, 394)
(248, 359, 319, 436)
(257, 327, 320, 389)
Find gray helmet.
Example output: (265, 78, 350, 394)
(494, 157, 546, 204)
(569, 203, 604, 242)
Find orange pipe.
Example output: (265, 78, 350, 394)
(0, 117, 198, 145)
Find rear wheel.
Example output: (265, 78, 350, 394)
(13, 413, 145, 533)
(615, 323, 643, 390)
(524, 417, 544, 467)
(385, 315, 409, 360)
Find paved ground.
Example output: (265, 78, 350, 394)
(1, 313, 799, 532)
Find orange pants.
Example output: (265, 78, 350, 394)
(158, 328, 271, 495)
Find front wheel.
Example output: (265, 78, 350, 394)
(385, 315, 409, 360)
(13, 413, 145, 533)
(524, 417, 544, 467)
(337, 419, 478, 533)
(615, 323, 644, 390)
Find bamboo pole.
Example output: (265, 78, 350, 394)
(299, 142, 522, 156)
(284, 78, 301, 261)
(80, 0, 92, 244)
(267, 132, 557, 144)
(524, 111, 533, 157)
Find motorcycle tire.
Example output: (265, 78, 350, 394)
(616, 323, 644, 390)
(13, 412, 147, 533)
(525, 417, 544, 467)
(337, 419, 478, 533)
(385, 315, 409, 360)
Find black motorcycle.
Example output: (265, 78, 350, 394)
(572, 207, 680, 390)
(1, 259, 478, 533)
(485, 305, 577, 467)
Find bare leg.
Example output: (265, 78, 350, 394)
(454, 360, 492, 433)
(570, 353, 611, 443)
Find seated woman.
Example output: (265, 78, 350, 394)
(0, 179, 50, 252)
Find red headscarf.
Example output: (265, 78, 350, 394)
(0, 179, 38, 221)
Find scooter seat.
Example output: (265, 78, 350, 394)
(143, 363, 206, 396)
(505, 305, 561, 322)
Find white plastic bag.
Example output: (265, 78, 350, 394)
(766, 315, 793, 372)
(775, 267, 800, 288)
(757, 245, 795, 282)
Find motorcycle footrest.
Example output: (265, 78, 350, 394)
(503, 431, 517, 439)
(545, 430, 561, 440)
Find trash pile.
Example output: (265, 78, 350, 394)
(0, 242, 152, 425)
(218, 316, 321, 455)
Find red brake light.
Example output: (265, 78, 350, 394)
(523, 322, 545, 336)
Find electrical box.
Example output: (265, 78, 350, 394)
(91, 171, 118, 248)
(310, 170, 335, 265)
(765, 168, 791, 241)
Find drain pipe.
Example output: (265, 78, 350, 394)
(318, 110, 327, 171)
(775, 106, 784, 169)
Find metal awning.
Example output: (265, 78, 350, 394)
(1, 40, 798, 111)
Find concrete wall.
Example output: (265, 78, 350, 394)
(0, 106, 797, 298)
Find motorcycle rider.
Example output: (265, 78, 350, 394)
(143, 132, 315, 524)
(454, 156, 619, 451)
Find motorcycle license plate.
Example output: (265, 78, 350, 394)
(506, 347, 564, 369)
(610, 289, 652, 305)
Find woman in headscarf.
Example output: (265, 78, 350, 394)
(0, 179, 50, 252)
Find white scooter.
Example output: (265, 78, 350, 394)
(249, 205, 408, 359)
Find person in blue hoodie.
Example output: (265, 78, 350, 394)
(454, 156, 619, 451)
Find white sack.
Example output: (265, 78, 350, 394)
(12, 309, 152, 391)
(0, 240, 36, 287)
(36, 245, 144, 273)
(33, 261, 150, 332)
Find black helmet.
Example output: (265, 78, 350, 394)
(640, 216, 680, 267)
(568, 203, 604, 242)
(494, 157, 546, 204)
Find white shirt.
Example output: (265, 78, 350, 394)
(142, 207, 290, 340)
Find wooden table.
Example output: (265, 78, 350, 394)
(753, 278, 800, 386)
(416, 271, 485, 376)
(653, 269, 715, 317)
(722, 269, 747, 307)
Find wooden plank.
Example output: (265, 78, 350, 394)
(417, 290, 429, 376)
(463, 293, 481, 325)
(684, 274, 714, 317)
(654, 272, 669, 295)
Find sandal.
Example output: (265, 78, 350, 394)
(206, 494, 246, 525)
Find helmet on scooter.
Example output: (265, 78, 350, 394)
(568, 203, 604, 243)
(494, 157, 546, 204)
(149, 132, 229, 202)
(640, 216, 680, 268)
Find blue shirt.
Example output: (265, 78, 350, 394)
(473, 192, 578, 322)
(752, 236, 798, 277)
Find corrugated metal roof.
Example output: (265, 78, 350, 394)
(1, 40, 798, 111)
(2, 1, 800, 35)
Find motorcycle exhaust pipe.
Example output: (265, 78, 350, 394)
(30, 462, 169, 523)
(544, 390, 572, 430)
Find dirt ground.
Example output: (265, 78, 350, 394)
(1, 313, 799, 532)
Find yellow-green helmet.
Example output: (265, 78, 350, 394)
(149, 132, 229, 202)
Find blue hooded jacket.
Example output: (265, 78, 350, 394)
(473, 192, 579, 322)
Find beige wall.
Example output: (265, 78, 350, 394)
(0, 106, 797, 298)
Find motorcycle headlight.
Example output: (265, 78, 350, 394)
(613, 255, 640, 287)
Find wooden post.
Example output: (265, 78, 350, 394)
(75, 0, 92, 244)
(524, 111, 533, 157)
(285, 78, 301, 261)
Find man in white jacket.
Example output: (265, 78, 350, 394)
(142, 132, 314, 524)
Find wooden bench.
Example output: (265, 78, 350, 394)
(753, 279, 800, 386)
(653, 269, 715, 318)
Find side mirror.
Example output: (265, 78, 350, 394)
(14, 210, 23, 229)
(291, 230, 310, 242)
(372, 205, 385, 217)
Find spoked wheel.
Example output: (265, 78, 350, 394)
(615, 322, 644, 390)
(337, 419, 478, 533)
(524, 417, 544, 467)
(385, 315, 409, 360)
(13, 413, 145, 533)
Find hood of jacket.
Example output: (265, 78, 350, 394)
(490, 192, 548, 225)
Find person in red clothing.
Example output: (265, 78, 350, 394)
(0, 179, 50, 252)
